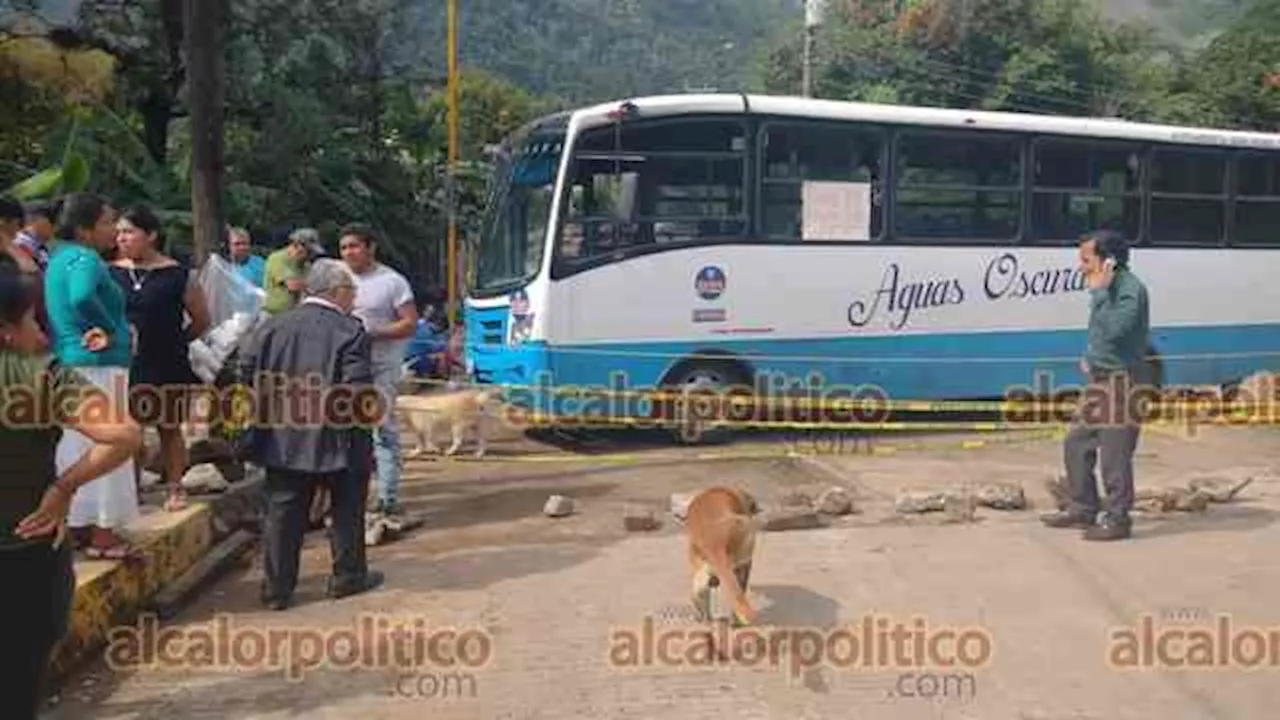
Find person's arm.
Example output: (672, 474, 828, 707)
(184, 270, 212, 340)
(283, 259, 305, 296)
(370, 278, 418, 341)
(15, 365, 142, 542)
(339, 326, 376, 472)
(66, 256, 113, 333)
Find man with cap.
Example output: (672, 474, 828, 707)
(263, 228, 323, 315)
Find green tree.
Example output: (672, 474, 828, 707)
(1179, 0, 1280, 130)
(759, 0, 1190, 123)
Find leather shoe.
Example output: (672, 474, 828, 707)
(1083, 517, 1131, 541)
(1040, 510, 1095, 529)
(328, 570, 385, 600)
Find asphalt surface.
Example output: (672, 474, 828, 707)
(42, 421, 1280, 720)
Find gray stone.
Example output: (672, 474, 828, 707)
(1133, 487, 1212, 513)
(942, 494, 978, 524)
(894, 490, 948, 514)
(670, 493, 694, 520)
(975, 482, 1027, 510)
(1188, 476, 1254, 503)
(188, 437, 236, 466)
(781, 491, 814, 508)
(180, 463, 229, 493)
(543, 495, 575, 518)
(1171, 488, 1212, 513)
(1043, 475, 1071, 511)
(623, 506, 660, 532)
(816, 487, 853, 515)
(762, 508, 823, 531)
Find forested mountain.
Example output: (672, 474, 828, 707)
(400, 0, 800, 104)
(1, 0, 1276, 293)
(395, 0, 1258, 106)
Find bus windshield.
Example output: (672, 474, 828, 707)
(472, 128, 564, 297)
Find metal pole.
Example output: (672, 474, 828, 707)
(802, 24, 813, 97)
(446, 0, 460, 322)
(802, 0, 822, 97)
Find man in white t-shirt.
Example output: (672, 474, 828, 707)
(339, 224, 418, 527)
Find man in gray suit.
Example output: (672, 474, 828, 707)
(237, 259, 386, 609)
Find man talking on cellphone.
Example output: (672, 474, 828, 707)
(1041, 229, 1151, 541)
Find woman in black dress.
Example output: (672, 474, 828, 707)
(0, 254, 142, 719)
(110, 207, 210, 511)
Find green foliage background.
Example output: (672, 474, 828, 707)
(1, 0, 1277, 293)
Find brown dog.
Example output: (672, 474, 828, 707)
(684, 486, 761, 626)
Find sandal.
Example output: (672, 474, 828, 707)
(163, 493, 189, 512)
(84, 540, 143, 561)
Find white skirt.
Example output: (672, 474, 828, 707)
(59, 365, 140, 531)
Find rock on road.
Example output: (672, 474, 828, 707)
(43, 423, 1280, 720)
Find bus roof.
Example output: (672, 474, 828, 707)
(563, 92, 1280, 150)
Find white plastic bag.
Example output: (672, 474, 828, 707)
(188, 255, 268, 382)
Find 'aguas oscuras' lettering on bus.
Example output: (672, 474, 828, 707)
(846, 253, 1090, 331)
(462, 93, 1280, 429)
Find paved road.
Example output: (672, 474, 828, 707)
(44, 423, 1280, 720)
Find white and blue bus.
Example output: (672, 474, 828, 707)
(463, 93, 1280, 434)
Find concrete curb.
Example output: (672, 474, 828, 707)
(45, 474, 266, 684)
(46, 503, 216, 682)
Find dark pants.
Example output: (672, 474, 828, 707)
(1, 539, 76, 719)
(1063, 371, 1145, 524)
(261, 468, 368, 603)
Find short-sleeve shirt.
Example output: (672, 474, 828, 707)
(263, 248, 303, 314)
(350, 263, 415, 367)
(231, 254, 266, 288)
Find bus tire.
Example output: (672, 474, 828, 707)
(659, 357, 751, 446)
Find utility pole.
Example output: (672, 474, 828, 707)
(446, 0, 461, 322)
(186, 0, 227, 267)
(803, 0, 824, 97)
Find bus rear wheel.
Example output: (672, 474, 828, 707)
(659, 358, 751, 446)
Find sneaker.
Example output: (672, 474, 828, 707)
(1040, 510, 1096, 529)
(365, 515, 387, 546)
(376, 501, 407, 532)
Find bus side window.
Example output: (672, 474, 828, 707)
(1150, 145, 1227, 246)
(1030, 138, 1142, 244)
(558, 118, 748, 263)
(760, 120, 885, 241)
(894, 130, 1022, 241)
(1231, 153, 1280, 247)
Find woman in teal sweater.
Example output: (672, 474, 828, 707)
(43, 192, 140, 559)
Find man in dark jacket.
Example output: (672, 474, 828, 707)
(1042, 229, 1152, 541)
(237, 258, 385, 609)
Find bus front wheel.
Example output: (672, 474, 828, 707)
(659, 358, 751, 446)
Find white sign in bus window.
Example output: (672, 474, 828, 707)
(801, 180, 871, 241)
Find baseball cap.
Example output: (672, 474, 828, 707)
(288, 227, 325, 258)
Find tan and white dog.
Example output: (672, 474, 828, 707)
(396, 387, 501, 459)
(684, 485, 761, 627)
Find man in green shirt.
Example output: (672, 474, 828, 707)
(1042, 229, 1152, 542)
(263, 228, 322, 314)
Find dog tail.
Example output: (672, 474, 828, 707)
(706, 516, 755, 625)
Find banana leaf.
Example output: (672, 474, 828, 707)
(6, 167, 64, 200)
